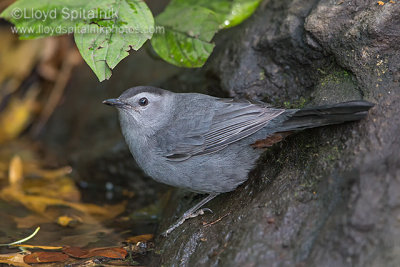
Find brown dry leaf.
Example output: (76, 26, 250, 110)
(8, 155, 23, 187)
(87, 247, 127, 259)
(63, 246, 127, 259)
(61, 247, 92, 258)
(0, 252, 31, 267)
(24, 251, 69, 264)
(0, 86, 40, 143)
(125, 234, 154, 244)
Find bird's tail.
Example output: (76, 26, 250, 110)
(277, 100, 374, 132)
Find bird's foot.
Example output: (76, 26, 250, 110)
(161, 194, 218, 237)
(161, 208, 213, 237)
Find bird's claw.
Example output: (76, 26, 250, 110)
(160, 194, 218, 237)
(188, 208, 213, 218)
(161, 208, 214, 237)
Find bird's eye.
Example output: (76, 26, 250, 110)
(138, 97, 148, 106)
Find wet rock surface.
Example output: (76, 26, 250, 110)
(41, 0, 400, 266)
(153, 0, 400, 266)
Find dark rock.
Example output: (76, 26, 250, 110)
(152, 0, 400, 266)
(40, 0, 400, 266)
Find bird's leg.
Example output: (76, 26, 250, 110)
(161, 193, 219, 237)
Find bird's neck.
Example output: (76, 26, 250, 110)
(119, 117, 155, 170)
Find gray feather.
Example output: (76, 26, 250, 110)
(155, 94, 284, 161)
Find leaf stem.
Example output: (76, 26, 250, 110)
(0, 226, 40, 247)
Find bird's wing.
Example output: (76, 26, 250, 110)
(156, 97, 285, 161)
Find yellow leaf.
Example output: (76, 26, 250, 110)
(57, 215, 74, 227)
(0, 253, 31, 267)
(28, 166, 72, 180)
(0, 187, 126, 220)
(11, 244, 63, 250)
(57, 215, 81, 227)
(0, 87, 39, 143)
(23, 176, 81, 202)
(9, 155, 23, 187)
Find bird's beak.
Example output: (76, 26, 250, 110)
(102, 98, 127, 108)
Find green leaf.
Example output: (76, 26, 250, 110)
(74, 0, 154, 81)
(223, 0, 262, 28)
(151, 0, 261, 68)
(1, 0, 154, 81)
(0, 0, 83, 39)
(151, 29, 215, 68)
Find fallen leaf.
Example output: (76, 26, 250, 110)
(61, 247, 87, 258)
(9, 155, 23, 188)
(26, 165, 72, 180)
(1, 156, 126, 222)
(0, 253, 31, 267)
(63, 246, 127, 259)
(0, 188, 126, 219)
(23, 176, 81, 202)
(87, 247, 127, 259)
(57, 215, 82, 227)
(11, 244, 63, 250)
(24, 252, 69, 264)
(0, 86, 40, 143)
(125, 234, 154, 244)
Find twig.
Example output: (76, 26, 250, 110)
(202, 212, 231, 227)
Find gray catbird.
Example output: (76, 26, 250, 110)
(103, 86, 373, 235)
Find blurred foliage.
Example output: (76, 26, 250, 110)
(1, 0, 261, 81)
(0, 27, 160, 266)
